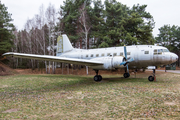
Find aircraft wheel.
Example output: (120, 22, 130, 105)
(124, 73, 130, 78)
(94, 75, 100, 82)
(98, 75, 102, 81)
(94, 75, 102, 82)
(148, 76, 154, 82)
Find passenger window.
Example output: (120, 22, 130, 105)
(145, 51, 149, 54)
(154, 49, 157, 55)
(120, 52, 123, 56)
(101, 53, 105, 57)
(86, 55, 88, 57)
(127, 52, 131, 55)
(154, 49, 162, 55)
(96, 54, 99, 57)
(91, 54, 93, 57)
(107, 53, 110, 56)
(113, 53, 117, 56)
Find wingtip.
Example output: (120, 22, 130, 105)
(2, 52, 14, 56)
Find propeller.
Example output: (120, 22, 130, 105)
(120, 45, 134, 73)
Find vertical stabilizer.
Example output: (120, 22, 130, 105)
(56, 34, 73, 56)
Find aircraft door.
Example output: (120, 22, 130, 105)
(137, 47, 152, 66)
(140, 50, 151, 61)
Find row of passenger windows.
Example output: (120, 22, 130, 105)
(85, 52, 131, 58)
(85, 49, 169, 58)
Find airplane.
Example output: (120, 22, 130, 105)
(3, 34, 178, 82)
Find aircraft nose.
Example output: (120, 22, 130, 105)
(172, 53, 178, 63)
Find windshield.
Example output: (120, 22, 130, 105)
(154, 49, 169, 55)
(163, 49, 169, 52)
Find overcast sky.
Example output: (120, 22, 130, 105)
(1, 0, 180, 37)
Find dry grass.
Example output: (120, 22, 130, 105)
(0, 72, 180, 119)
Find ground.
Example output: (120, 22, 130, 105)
(0, 63, 180, 119)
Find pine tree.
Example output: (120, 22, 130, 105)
(130, 4, 155, 45)
(0, 1, 15, 58)
(156, 25, 180, 52)
(89, 0, 105, 48)
(104, 0, 129, 47)
(60, 0, 79, 47)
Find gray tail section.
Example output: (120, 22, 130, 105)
(56, 34, 73, 56)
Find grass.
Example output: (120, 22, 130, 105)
(0, 72, 180, 119)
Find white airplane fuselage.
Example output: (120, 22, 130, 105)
(58, 45, 178, 70)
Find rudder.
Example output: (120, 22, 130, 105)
(56, 34, 73, 56)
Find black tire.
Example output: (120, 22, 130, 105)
(123, 73, 130, 78)
(94, 75, 100, 82)
(98, 75, 102, 81)
(148, 76, 154, 82)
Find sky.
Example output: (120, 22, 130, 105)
(1, 0, 180, 37)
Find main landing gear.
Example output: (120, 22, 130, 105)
(148, 69, 156, 82)
(93, 70, 102, 82)
(123, 72, 130, 78)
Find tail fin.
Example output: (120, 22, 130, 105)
(56, 34, 73, 56)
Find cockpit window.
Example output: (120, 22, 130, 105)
(154, 49, 157, 55)
(158, 49, 163, 54)
(163, 49, 169, 52)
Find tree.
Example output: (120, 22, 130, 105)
(104, 0, 127, 47)
(156, 25, 180, 66)
(60, 0, 79, 47)
(78, 0, 92, 49)
(130, 4, 155, 45)
(0, 1, 15, 59)
(90, 0, 105, 48)
(103, 1, 155, 47)
(156, 25, 180, 52)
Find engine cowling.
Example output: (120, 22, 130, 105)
(89, 56, 125, 70)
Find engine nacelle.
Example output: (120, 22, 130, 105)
(89, 56, 125, 70)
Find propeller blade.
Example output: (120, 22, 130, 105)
(127, 58, 134, 62)
(120, 61, 126, 66)
(124, 45, 127, 59)
(120, 46, 134, 74)
(120, 58, 134, 66)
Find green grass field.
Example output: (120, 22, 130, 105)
(0, 72, 180, 119)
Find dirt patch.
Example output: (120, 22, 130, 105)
(0, 62, 17, 76)
(2, 109, 19, 113)
(164, 102, 177, 106)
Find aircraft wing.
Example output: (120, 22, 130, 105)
(2, 52, 103, 66)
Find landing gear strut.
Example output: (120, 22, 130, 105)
(94, 70, 102, 82)
(123, 68, 130, 78)
(148, 69, 156, 82)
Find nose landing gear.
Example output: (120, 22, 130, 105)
(148, 69, 156, 82)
